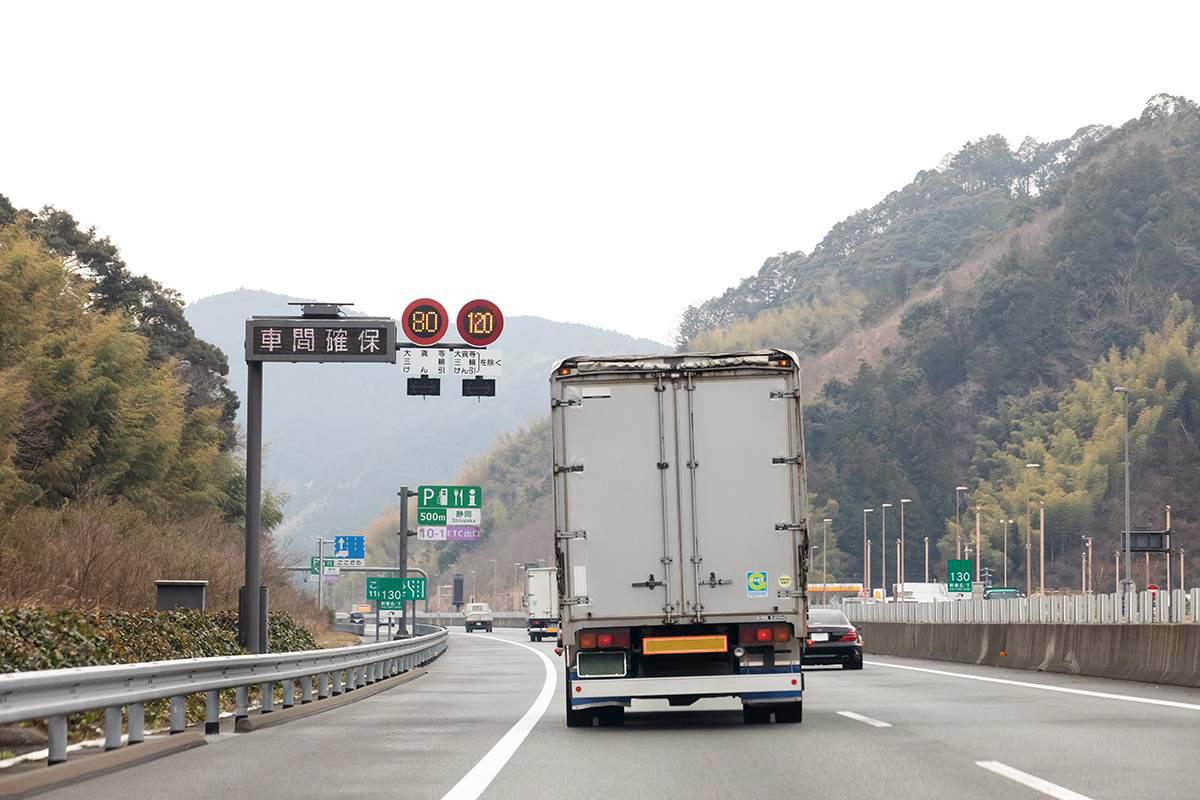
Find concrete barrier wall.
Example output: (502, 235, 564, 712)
(860, 622, 1200, 688)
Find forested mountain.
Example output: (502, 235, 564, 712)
(716, 94, 1200, 591)
(0, 199, 303, 616)
(444, 94, 1200, 599)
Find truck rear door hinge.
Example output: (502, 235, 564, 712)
(551, 398, 582, 409)
(699, 572, 732, 588)
(774, 523, 804, 532)
(769, 389, 802, 400)
(776, 590, 804, 599)
(554, 463, 584, 475)
(555, 529, 587, 541)
(771, 456, 803, 465)
(560, 596, 590, 606)
(656, 461, 670, 470)
(632, 574, 666, 589)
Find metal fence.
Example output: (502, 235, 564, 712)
(840, 589, 1200, 625)
(0, 627, 447, 765)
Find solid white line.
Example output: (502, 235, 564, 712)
(865, 660, 1200, 712)
(976, 760, 1093, 800)
(836, 710, 892, 728)
(440, 634, 557, 800)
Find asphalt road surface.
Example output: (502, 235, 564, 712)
(54, 628, 1200, 799)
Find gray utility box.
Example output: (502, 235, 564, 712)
(155, 580, 208, 612)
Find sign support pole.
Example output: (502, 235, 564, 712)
(317, 538, 324, 612)
(398, 486, 411, 636)
(243, 360, 265, 654)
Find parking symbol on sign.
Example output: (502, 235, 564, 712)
(747, 570, 768, 598)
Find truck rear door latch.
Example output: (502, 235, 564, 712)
(551, 398, 582, 408)
(769, 389, 802, 400)
(771, 456, 803, 465)
(560, 596, 590, 606)
(632, 574, 666, 589)
(553, 463, 585, 475)
(699, 572, 732, 588)
(774, 523, 804, 532)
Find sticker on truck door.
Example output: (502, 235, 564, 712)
(778, 574, 793, 589)
(746, 571, 768, 598)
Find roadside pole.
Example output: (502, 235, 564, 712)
(244, 361, 264, 653)
(317, 537, 324, 612)
(398, 486, 416, 635)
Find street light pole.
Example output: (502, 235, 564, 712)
(866, 539, 872, 598)
(1115, 386, 1133, 595)
(1039, 501, 1046, 595)
(863, 509, 875, 592)
(823, 518, 833, 606)
(881, 503, 892, 601)
(923, 536, 929, 583)
(974, 505, 982, 582)
(955, 486, 968, 559)
(1002, 519, 1012, 587)
(899, 499, 911, 602)
(489, 559, 497, 606)
(470, 570, 477, 602)
(1024, 463, 1040, 596)
(512, 562, 522, 611)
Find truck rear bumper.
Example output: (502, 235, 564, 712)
(570, 671, 801, 708)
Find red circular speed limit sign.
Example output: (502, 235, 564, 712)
(401, 298, 449, 345)
(456, 299, 504, 347)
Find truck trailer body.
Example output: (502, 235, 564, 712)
(525, 566, 560, 641)
(551, 350, 810, 726)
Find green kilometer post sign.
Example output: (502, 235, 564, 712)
(366, 576, 427, 605)
(948, 559, 973, 593)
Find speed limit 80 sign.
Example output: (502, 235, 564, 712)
(400, 298, 504, 347)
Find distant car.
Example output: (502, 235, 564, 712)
(464, 602, 494, 633)
(984, 587, 1025, 599)
(803, 608, 863, 670)
(348, 611, 366, 625)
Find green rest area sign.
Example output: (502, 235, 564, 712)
(366, 576, 427, 607)
(948, 559, 973, 593)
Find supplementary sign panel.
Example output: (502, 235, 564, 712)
(245, 318, 397, 363)
(366, 576, 427, 602)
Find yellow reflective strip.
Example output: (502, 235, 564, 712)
(642, 635, 728, 655)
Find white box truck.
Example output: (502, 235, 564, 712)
(551, 351, 810, 726)
(524, 566, 560, 641)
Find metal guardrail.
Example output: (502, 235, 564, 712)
(840, 589, 1200, 625)
(0, 627, 448, 765)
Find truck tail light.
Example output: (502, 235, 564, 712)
(738, 623, 793, 645)
(839, 629, 859, 643)
(577, 628, 630, 650)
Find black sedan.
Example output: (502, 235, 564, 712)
(802, 608, 863, 670)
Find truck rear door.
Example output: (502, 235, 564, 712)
(554, 376, 681, 621)
(675, 371, 803, 620)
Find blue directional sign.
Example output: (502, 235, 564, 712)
(334, 535, 365, 563)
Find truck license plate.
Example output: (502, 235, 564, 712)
(811, 632, 829, 642)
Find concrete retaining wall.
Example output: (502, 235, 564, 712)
(860, 622, 1200, 688)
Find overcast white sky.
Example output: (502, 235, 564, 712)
(3, 1, 1198, 342)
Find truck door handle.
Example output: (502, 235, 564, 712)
(632, 574, 665, 589)
(699, 572, 732, 588)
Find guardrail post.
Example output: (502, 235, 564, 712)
(358, 666, 367, 688)
(128, 702, 145, 744)
(1191, 588, 1200, 623)
(169, 695, 186, 734)
(48, 715, 68, 764)
(104, 706, 123, 750)
(332, 670, 343, 695)
(206, 690, 221, 734)
(236, 686, 249, 720)
(319, 672, 330, 699)
(282, 679, 295, 708)
(260, 682, 275, 713)
(301, 675, 313, 704)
